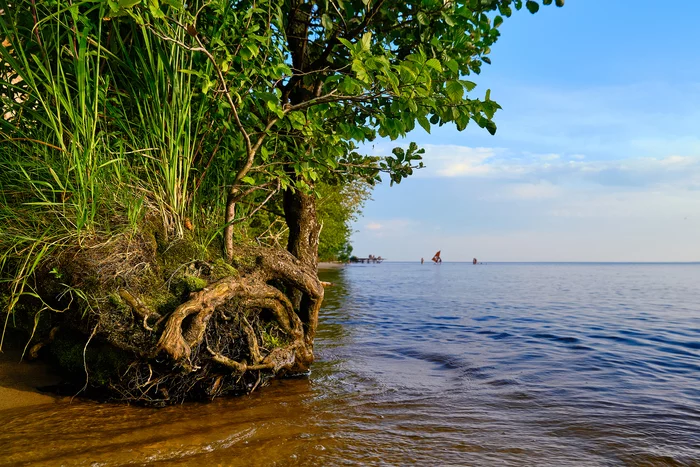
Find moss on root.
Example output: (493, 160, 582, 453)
(3, 220, 323, 406)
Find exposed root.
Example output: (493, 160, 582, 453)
(118, 289, 160, 331)
(207, 343, 297, 374)
(72, 322, 99, 402)
(207, 348, 272, 372)
(156, 278, 244, 361)
(27, 326, 60, 360)
(11, 229, 326, 405)
(155, 245, 323, 381)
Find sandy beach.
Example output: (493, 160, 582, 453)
(0, 350, 62, 411)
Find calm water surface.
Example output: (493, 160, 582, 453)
(1, 263, 699, 465)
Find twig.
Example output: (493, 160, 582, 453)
(71, 322, 99, 402)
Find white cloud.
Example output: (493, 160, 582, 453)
(349, 80, 700, 262)
(509, 183, 562, 200)
(526, 152, 561, 162)
(360, 218, 415, 240)
(401, 144, 700, 190)
(423, 145, 500, 177)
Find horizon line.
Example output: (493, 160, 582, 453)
(366, 260, 700, 264)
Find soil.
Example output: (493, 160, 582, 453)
(3, 221, 324, 406)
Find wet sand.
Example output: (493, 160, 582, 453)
(0, 350, 62, 411)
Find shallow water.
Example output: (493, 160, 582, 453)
(1, 263, 699, 465)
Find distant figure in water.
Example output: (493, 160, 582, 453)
(432, 251, 442, 264)
(473, 258, 477, 265)
(421, 257, 424, 264)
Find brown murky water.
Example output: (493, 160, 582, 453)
(1, 264, 700, 465)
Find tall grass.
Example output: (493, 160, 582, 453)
(0, 1, 215, 343)
(112, 21, 207, 236)
(1, 2, 112, 236)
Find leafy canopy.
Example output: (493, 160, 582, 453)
(108, 0, 564, 191)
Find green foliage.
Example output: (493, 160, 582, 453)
(0, 0, 561, 338)
(317, 181, 372, 262)
(260, 322, 286, 349)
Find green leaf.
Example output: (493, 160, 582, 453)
(526, 1, 540, 13)
(425, 58, 442, 72)
(361, 32, 372, 51)
(241, 176, 256, 185)
(459, 79, 477, 92)
(352, 59, 369, 82)
(271, 63, 292, 79)
(178, 68, 205, 79)
(288, 111, 306, 130)
(446, 80, 463, 102)
(445, 59, 459, 75)
(321, 14, 334, 31)
(255, 92, 278, 103)
(201, 78, 215, 94)
(246, 43, 259, 59)
(338, 38, 354, 50)
(148, 0, 165, 18)
(417, 115, 431, 133)
(162, 0, 184, 8)
(240, 48, 253, 61)
(485, 120, 497, 135)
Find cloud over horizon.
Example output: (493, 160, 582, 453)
(369, 142, 700, 192)
(350, 7, 700, 263)
(352, 143, 700, 261)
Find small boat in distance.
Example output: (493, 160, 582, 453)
(432, 251, 442, 264)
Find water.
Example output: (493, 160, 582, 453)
(1, 263, 699, 465)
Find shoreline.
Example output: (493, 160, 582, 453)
(318, 262, 346, 270)
(0, 350, 63, 411)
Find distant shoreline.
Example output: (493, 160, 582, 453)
(346, 261, 700, 265)
(318, 262, 346, 270)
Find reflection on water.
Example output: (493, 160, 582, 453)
(1, 263, 700, 465)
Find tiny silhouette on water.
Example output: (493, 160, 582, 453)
(432, 251, 442, 264)
(421, 257, 424, 264)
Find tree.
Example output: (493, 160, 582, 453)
(112, 0, 563, 257)
(316, 181, 371, 262)
(0, 0, 562, 403)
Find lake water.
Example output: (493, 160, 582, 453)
(1, 263, 699, 465)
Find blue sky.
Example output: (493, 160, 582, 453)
(351, 1, 700, 262)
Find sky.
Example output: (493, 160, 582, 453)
(351, 0, 700, 262)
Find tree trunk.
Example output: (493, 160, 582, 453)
(283, 186, 320, 321)
(281, 0, 322, 320)
(284, 187, 319, 269)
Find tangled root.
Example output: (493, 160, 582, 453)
(11, 228, 324, 405)
(110, 244, 323, 404)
